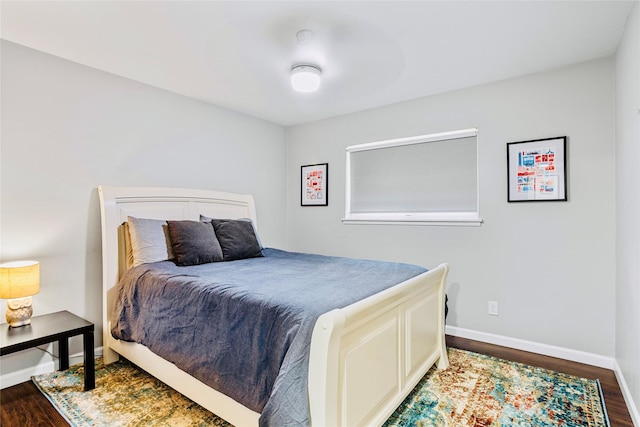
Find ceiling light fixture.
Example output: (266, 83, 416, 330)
(291, 65, 322, 93)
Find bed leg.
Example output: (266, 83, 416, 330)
(103, 346, 119, 365)
(437, 345, 449, 370)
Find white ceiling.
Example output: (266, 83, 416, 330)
(1, 1, 634, 126)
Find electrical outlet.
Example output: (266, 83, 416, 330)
(488, 300, 499, 316)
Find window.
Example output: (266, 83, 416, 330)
(344, 128, 482, 226)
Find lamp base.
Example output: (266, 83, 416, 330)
(5, 297, 33, 328)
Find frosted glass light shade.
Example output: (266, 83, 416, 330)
(291, 65, 321, 93)
(0, 260, 40, 299)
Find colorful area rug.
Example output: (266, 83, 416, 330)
(384, 348, 609, 427)
(32, 348, 609, 427)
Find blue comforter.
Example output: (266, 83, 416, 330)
(111, 248, 427, 426)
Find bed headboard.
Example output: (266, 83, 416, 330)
(98, 185, 257, 356)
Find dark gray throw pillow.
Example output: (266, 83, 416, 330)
(212, 219, 263, 261)
(166, 220, 224, 266)
(200, 214, 264, 249)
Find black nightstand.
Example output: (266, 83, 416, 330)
(0, 310, 95, 391)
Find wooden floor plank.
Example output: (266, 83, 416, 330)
(0, 336, 634, 426)
(0, 380, 68, 427)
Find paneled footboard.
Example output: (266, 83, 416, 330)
(308, 263, 449, 427)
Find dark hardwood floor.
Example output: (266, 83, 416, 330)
(1, 379, 68, 426)
(0, 336, 634, 426)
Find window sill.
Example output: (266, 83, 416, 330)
(342, 213, 483, 227)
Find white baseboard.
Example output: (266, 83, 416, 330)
(613, 359, 640, 427)
(0, 360, 56, 389)
(446, 325, 616, 369)
(0, 347, 103, 390)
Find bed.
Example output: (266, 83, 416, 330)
(98, 185, 449, 427)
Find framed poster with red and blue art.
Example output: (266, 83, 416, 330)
(507, 136, 567, 202)
(301, 163, 328, 206)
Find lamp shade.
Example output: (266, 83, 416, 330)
(0, 261, 40, 299)
(291, 65, 321, 93)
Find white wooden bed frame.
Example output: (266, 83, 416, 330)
(98, 185, 449, 427)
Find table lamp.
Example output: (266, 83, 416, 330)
(0, 261, 40, 327)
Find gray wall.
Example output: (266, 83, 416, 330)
(286, 57, 616, 357)
(0, 41, 287, 375)
(616, 2, 640, 420)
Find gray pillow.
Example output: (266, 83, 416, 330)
(166, 220, 223, 266)
(127, 216, 174, 267)
(200, 214, 264, 249)
(211, 219, 263, 261)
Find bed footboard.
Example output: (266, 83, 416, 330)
(308, 263, 449, 427)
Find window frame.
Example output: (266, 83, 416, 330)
(343, 128, 482, 226)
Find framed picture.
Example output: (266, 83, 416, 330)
(301, 163, 328, 206)
(507, 136, 567, 202)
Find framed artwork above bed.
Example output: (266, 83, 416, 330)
(301, 163, 328, 206)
